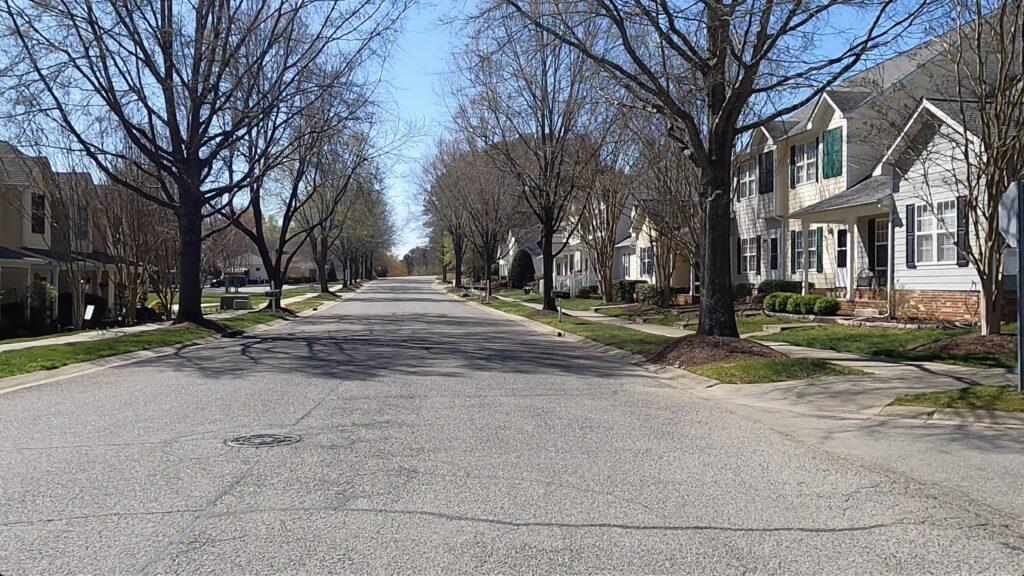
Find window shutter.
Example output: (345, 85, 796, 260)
(956, 195, 969, 267)
(814, 137, 820, 182)
(866, 219, 877, 270)
(736, 238, 742, 274)
(905, 204, 916, 269)
(756, 234, 762, 274)
(758, 151, 774, 195)
(789, 146, 796, 188)
(815, 227, 824, 273)
(836, 229, 847, 268)
(790, 230, 797, 273)
(834, 128, 843, 177)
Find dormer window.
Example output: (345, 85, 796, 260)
(790, 140, 818, 187)
(737, 160, 756, 200)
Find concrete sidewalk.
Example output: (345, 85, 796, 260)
(493, 295, 695, 338)
(0, 285, 344, 354)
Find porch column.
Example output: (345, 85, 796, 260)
(25, 264, 32, 320)
(847, 217, 858, 302)
(801, 220, 810, 295)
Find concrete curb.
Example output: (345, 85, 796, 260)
(877, 404, 1024, 427)
(0, 291, 352, 395)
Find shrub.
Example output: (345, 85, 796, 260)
(757, 279, 814, 295)
(767, 292, 798, 313)
(813, 296, 840, 316)
(801, 295, 823, 315)
(636, 283, 665, 307)
(785, 295, 802, 314)
(508, 249, 536, 289)
(614, 279, 648, 302)
(575, 286, 592, 299)
(762, 293, 778, 311)
(586, 284, 599, 295)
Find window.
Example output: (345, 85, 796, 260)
(621, 253, 631, 277)
(915, 202, 956, 263)
(794, 230, 804, 270)
(769, 237, 779, 270)
(793, 230, 817, 271)
(874, 218, 889, 270)
(836, 229, 848, 268)
(739, 238, 757, 274)
(792, 141, 818, 186)
(30, 192, 45, 234)
(807, 232, 817, 270)
(75, 211, 90, 242)
(640, 246, 654, 277)
(758, 151, 775, 195)
(737, 160, 756, 200)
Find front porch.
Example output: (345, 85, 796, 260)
(788, 175, 893, 306)
(0, 246, 58, 336)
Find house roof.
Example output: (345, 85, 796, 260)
(509, 225, 543, 258)
(0, 141, 49, 187)
(614, 236, 636, 248)
(0, 245, 48, 263)
(925, 98, 981, 136)
(825, 89, 873, 113)
(790, 175, 892, 217)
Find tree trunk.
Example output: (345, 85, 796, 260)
(541, 223, 556, 311)
(453, 235, 465, 288)
(696, 165, 739, 337)
(174, 194, 204, 324)
(979, 279, 1002, 335)
(318, 233, 330, 293)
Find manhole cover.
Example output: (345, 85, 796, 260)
(225, 433, 301, 448)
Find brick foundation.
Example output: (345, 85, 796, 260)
(893, 289, 1017, 323)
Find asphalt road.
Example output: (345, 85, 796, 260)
(1, 276, 1022, 575)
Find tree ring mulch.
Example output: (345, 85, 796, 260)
(645, 334, 786, 368)
(908, 333, 1016, 356)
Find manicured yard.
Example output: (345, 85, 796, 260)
(891, 385, 1024, 413)
(500, 291, 601, 311)
(690, 358, 866, 385)
(596, 308, 685, 327)
(676, 315, 805, 335)
(484, 299, 671, 355)
(755, 324, 1016, 369)
(0, 327, 212, 379)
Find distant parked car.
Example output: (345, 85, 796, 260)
(210, 278, 226, 288)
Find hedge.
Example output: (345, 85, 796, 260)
(757, 279, 814, 295)
(614, 280, 648, 302)
(636, 283, 665, 307)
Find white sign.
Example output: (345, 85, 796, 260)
(84, 304, 95, 321)
(998, 182, 1019, 248)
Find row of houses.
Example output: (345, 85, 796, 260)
(500, 26, 1018, 323)
(0, 142, 117, 332)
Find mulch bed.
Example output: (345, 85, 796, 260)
(909, 333, 1017, 356)
(645, 334, 786, 368)
(617, 303, 664, 316)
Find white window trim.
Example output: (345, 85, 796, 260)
(914, 201, 957, 265)
(793, 141, 818, 187)
(739, 237, 757, 274)
(737, 160, 756, 200)
(794, 230, 818, 273)
(874, 218, 889, 270)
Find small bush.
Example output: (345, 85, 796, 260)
(768, 292, 798, 313)
(758, 279, 814, 295)
(636, 283, 665, 307)
(813, 296, 840, 316)
(801, 295, 823, 315)
(614, 279, 648, 302)
(508, 249, 536, 289)
(576, 286, 592, 299)
(762, 293, 778, 311)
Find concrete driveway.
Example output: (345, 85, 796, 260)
(1, 277, 1022, 575)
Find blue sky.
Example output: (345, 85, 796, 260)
(384, 2, 458, 257)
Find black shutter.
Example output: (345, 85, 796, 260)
(836, 229, 847, 268)
(815, 227, 824, 273)
(756, 234, 762, 274)
(956, 195, 969, 267)
(736, 238, 742, 274)
(814, 137, 820, 182)
(790, 230, 797, 273)
(866, 219, 877, 270)
(789, 146, 796, 188)
(758, 151, 774, 194)
(770, 237, 779, 270)
(905, 204, 916, 269)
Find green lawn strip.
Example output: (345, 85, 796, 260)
(288, 294, 338, 314)
(1, 331, 83, 346)
(754, 324, 1015, 369)
(1003, 323, 1018, 335)
(690, 358, 867, 384)
(677, 315, 803, 335)
(483, 299, 670, 355)
(0, 327, 212, 379)
(890, 385, 1024, 413)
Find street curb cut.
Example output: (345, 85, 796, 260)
(877, 404, 1024, 427)
(0, 290, 352, 395)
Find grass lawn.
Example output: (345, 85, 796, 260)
(0, 295, 339, 379)
(0, 327, 212, 379)
(891, 385, 1024, 413)
(501, 292, 600, 311)
(755, 324, 1016, 369)
(596, 308, 682, 327)
(288, 294, 338, 313)
(484, 299, 671, 355)
(690, 357, 866, 384)
(675, 315, 804, 335)
(1, 331, 86, 346)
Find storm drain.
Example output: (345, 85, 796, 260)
(225, 433, 302, 448)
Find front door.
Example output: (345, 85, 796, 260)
(836, 227, 849, 289)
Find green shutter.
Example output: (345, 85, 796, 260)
(790, 230, 797, 274)
(823, 127, 843, 179)
(815, 227, 824, 273)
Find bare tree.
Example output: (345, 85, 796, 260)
(422, 139, 471, 288)
(1, 0, 409, 325)
(95, 183, 158, 326)
(500, 0, 931, 335)
(454, 1, 605, 311)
